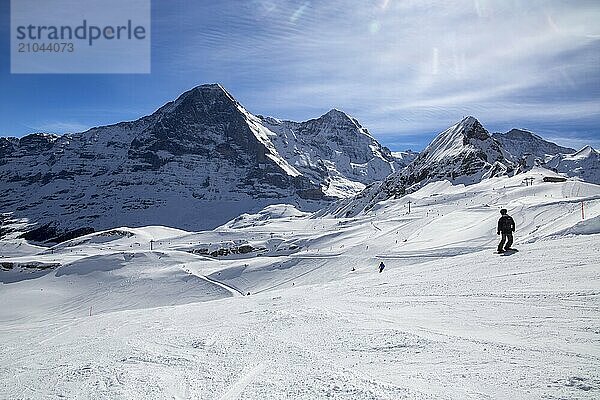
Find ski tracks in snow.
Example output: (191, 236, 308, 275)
(218, 362, 266, 400)
(198, 273, 244, 297)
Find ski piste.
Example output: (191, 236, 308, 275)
(1, 169, 598, 399)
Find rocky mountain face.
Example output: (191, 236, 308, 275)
(329, 116, 518, 217)
(0, 84, 404, 242)
(493, 129, 575, 160)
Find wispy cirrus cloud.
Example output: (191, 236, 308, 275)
(152, 0, 599, 149)
(2, 1, 598, 150)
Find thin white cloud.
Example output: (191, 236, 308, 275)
(200, 3, 593, 105)
(134, 1, 600, 148)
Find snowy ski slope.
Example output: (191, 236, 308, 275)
(1, 168, 599, 399)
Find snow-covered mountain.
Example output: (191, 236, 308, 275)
(493, 130, 598, 183)
(398, 116, 515, 186)
(544, 145, 600, 184)
(3, 83, 596, 242)
(0, 84, 400, 242)
(258, 109, 399, 198)
(390, 149, 419, 165)
(493, 128, 575, 159)
(330, 116, 516, 217)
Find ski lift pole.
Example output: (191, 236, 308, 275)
(581, 201, 585, 220)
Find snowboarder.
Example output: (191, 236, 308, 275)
(497, 209, 515, 253)
(378, 261, 385, 273)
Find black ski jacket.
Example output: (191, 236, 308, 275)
(497, 215, 515, 234)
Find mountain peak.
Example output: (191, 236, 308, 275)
(330, 117, 515, 217)
(493, 128, 576, 159)
(322, 108, 349, 118)
(455, 116, 489, 140)
(180, 83, 234, 102)
(190, 83, 229, 94)
(402, 116, 509, 183)
(502, 128, 546, 143)
(315, 108, 370, 134)
(152, 83, 242, 121)
(422, 117, 490, 162)
(317, 109, 358, 126)
(506, 128, 535, 136)
(572, 145, 596, 158)
(459, 115, 479, 126)
(196, 82, 224, 89)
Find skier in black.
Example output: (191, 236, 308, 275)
(497, 209, 515, 253)
(378, 261, 385, 273)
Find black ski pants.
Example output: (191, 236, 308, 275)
(498, 232, 513, 252)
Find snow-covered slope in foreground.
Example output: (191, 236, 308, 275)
(1, 169, 599, 399)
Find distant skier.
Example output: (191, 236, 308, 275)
(497, 209, 515, 253)
(378, 261, 385, 273)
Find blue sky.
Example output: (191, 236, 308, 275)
(0, 0, 599, 151)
